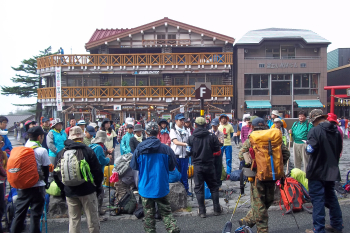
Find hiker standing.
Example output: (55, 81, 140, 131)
(11, 126, 51, 233)
(208, 118, 224, 187)
(185, 118, 194, 135)
(305, 110, 343, 233)
(170, 114, 192, 196)
(83, 126, 96, 146)
(129, 124, 146, 153)
(47, 118, 67, 165)
(270, 110, 287, 128)
(218, 114, 234, 179)
(65, 117, 76, 136)
(89, 131, 112, 220)
(77, 120, 87, 133)
(274, 118, 290, 146)
(232, 120, 240, 148)
(238, 118, 290, 232)
(157, 119, 171, 146)
(54, 126, 103, 233)
(41, 117, 51, 151)
(120, 124, 134, 155)
(24, 120, 36, 144)
(0, 116, 12, 157)
(188, 117, 222, 218)
(240, 117, 251, 144)
(131, 121, 180, 233)
(289, 110, 313, 172)
(117, 117, 134, 143)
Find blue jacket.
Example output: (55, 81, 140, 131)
(89, 144, 110, 173)
(1, 131, 12, 157)
(120, 132, 133, 155)
(130, 137, 177, 198)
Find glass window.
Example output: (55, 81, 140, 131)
(244, 74, 251, 89)
(150, 77, 163, 86)
(157, 34, 165, 40)
(175, 78, 185, 85)
(245, 74, 269, 96)
(253, 75, 260, 88)
(123, 78, 135, 86)
(281, 46, 295, 58)
(168, 34, 176, 40)
(302, 74, 309, 88)
(294, 74, 301, 87)
(294, 73, 319, 95)
(244, 90, 251, 95)
(261, 75, 268, 88)
(207, 75, 222, 85)
(137, 77, 147, 86)
(272, 81, 290, 95)
(311, 74, 318, 88)
(266, 47, 280, 59)
(253, 90, 269, 95)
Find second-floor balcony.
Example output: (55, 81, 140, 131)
(37, 52, 233, 71)
(37, 85, 233, 100)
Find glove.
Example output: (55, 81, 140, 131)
(45, 182, 51, 190)
(96, 186, 103, 197)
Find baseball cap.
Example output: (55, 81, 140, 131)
(42, 117, 50, 122)
(86, 126, 96, 137)
(68, 126, 84, 140)
(211, 118, 220, 126)
(252, 117, 265, 127)
(127, 124, 134, 129)
(175, 114, 185, 120)
(309, 109, 328, 123)
(77, 120, 86, 125)
(27, 126, 45, 136)
(195, 117, 206, 126)
(327, 113, 338, 124)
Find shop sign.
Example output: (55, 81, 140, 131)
(55, 67, 62, 111)
(96, 115, 106, 118)
(134, 71, 160, 75)
(180, 105, 185, 113)
(347, 88, 350, 96)
(136, 106, 148, 110)
(166, 98, 172, 103)
(266, 63, 298, 69)
(114, 105, 122, 111)
(157, 106, 165, 110)
(273, 106, 286, 111)
(162, 114, 171, 119)
(122, 106, 134, 110)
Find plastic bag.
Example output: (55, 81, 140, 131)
(46, 181, 61, 196)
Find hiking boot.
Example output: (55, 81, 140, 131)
(325, 224, 343, 233)
(197, 209, 206, 218)
(196, 193, 206, 218)
(99, 210, 106, 216)
(212, 191, 223, 216)
(238, 218, 254, 228)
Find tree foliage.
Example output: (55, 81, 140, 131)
(1, 47, 55, 120)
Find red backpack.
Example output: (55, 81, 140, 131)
(278, 177, 305, 213)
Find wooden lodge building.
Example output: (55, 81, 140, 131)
(37, 17, 234, 123)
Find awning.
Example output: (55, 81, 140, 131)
(295, 100, 323, 108)
(245, 100, 272, 109)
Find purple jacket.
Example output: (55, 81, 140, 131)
(241, 126, 251, 144)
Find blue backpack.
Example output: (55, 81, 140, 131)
(169, 168, 182, 183)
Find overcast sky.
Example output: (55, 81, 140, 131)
(0, 0, 349, 115)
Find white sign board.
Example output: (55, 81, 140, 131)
(114, 105, 122, 111)
(180, 105, 184, 113)
(55, 67, 62, 111)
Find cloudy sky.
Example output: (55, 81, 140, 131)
(0, 0, 349, 115)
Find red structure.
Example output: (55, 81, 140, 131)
(324, 85, 350, 113)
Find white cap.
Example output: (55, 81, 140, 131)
(125, 117, 134, 125)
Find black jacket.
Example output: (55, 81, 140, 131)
(54, 140, 103, 197)
(306, 121, 342, 181)
(129, 136, 146, 153)
(187, 127, 221, 165)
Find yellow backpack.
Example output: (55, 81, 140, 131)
(249, 129, 284, 181)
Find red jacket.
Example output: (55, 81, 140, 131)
(157, 132, 171, 146)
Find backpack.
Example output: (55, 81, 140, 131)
(249, 129, 284, 181)
(113, 190, 137, 215)
(7, 146, 40, 189)
(56, 149, 85, 186)
(279, 177, 305, 213)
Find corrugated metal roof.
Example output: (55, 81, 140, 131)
(236, 28, 330, 45)
(87, 28, 132, 44)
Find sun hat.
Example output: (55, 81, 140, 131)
(50, 118, 62, 128)
(309, 109, 328, 123)
(175, 114, 185, 121)
(219, 114, 229, 121)
(86, 126, 96, 137)
(271, 110, 279, 116)
(195, 117, 206, 126)
(68, 126, 84, 140)
(125, 117, 134, 126)
(134, 124, 144, 132)
(158, 119, 169, 126)
(91, 130, 107, 144)
(273, 118, 282, 123)
(89, 122, 98, 128)
(327, 113, 338, 124)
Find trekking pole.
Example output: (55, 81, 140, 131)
(268, 140, 276, 180)
(280, 177, 300, 230)
(108, 164, 111, 217)
(286, 134, 291, 175)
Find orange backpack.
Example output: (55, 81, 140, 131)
(249, 128, 284, 181)
(7, 146, 39, 189)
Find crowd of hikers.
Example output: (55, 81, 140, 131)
(0, 108, 346, 233)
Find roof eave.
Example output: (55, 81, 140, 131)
(235, 37, 331, 46)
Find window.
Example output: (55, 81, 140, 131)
(294, 74, 319, 95)
(272, 74, 290, 81)
(157, 34, 165, 40)
(300, 63, 306, 68)
(207, 75, 222, 85)
(259, 64, 265, 68)
(272, 81, 291, 95)
(168, 34, 176, 40)
(189, 76, 205, 85)
(281, 46, 295, 59)
(175, 77, 185, 85)
(150, 77, 163, 86)
(244, 74, 269, 95)
(123, 78, 135, 86)
(266, 47, 280, 59)
(137, 77, 147, 86)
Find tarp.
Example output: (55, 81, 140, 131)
(245, 100, 272, 109)
(295, 100, 323, 108)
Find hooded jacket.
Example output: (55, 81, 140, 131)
(187, 127, 221, 166)
(0, 129, 12, 157)
(54, 140, 103, 197)
(120, 132, 133, 155)
(306, 121, 342, 181)
(130, 137, 177, 198)
(129, 135, 146, 153)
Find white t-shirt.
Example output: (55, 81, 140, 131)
(169, 128, 188, 158)
(25, 141, 51, 187)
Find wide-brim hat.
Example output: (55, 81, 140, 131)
(134, 124, 144, 132)
(91, 130, 107, 144)
(89, 122, 98, 128)
(102, 118, 113, 125)
(125, 117, 134, 125)
(274, 118, 282, 123)
(271, 110, 279, 116)
(68, 126, 84, 140)
(51, 119, 63, 128)
(309, 109, 328, 123)
(219, 114, 229, 121)
(158, 119, 169, 126)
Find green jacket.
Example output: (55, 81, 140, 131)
(291, 121, 313, 144)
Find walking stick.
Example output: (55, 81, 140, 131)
(286, 134, 291, 175)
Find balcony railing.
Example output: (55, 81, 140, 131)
(37, 85, 233, 99)
(37, 53, 233, 70)
(142, 39, 191, 46)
